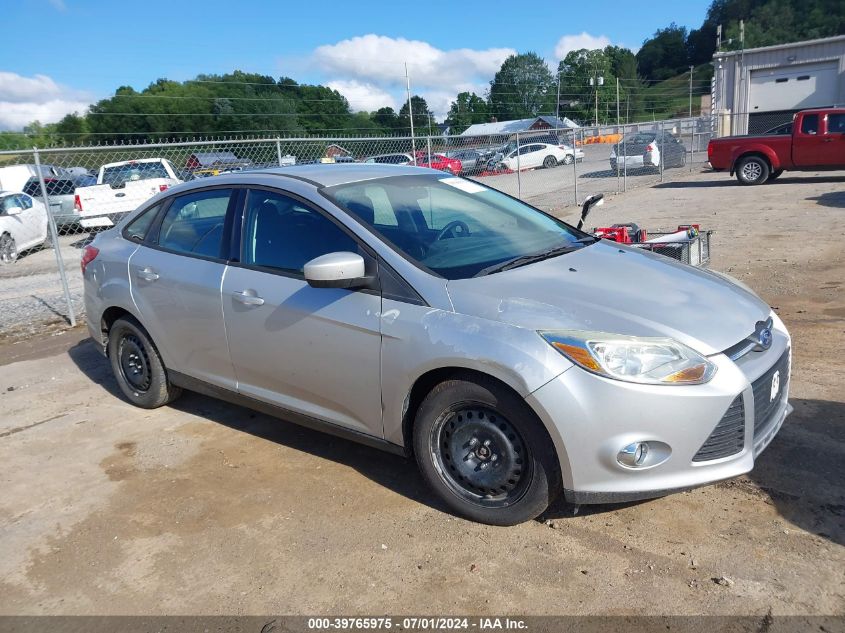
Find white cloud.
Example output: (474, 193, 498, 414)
(554, 32, 612, 60)
(0, 72, 91, 130)
(312, 35, 515, 117)
(327, 80, 398, 113)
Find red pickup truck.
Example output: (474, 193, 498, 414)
(707, 108, 845, 185)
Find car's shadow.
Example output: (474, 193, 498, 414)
(66, 338, 450, 516)
(808, 191, 845, 208)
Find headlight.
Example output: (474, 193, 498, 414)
(540, 330, 717, 385)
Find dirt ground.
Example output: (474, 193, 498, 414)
(0, 167, 843, 616)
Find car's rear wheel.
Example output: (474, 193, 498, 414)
(108, 316, 182, 408)
(562, 154, 574, 165)
(736, 155, 769, 185)
(413, 377, 560, 526)
(543, 155, 557, 169)
(0, 233, 18, 265)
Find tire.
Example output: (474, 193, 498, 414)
(542, 155, 557, 169)
(562, 154, 574, 165)
(768, 169, 784, 181)
(735, 155, 770, 185)
(413, 377, 561, 526)
(0, 233, 18, 265)
(107, 316, 182, 408)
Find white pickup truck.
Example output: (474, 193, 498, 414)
(75, 158, 181, 228)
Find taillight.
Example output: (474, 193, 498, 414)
(646, 142, 656, 152)
(159, 184, 169, 192)
(74, 194, 82, 211)
(81, 245, 99, 274)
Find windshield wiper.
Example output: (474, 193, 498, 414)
(475, 245, 580, 277)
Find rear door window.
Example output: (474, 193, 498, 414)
(155, 189, 232, 258)
(827, 113, 845, 134)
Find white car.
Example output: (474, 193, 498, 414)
(0, 191, 49, 264)
(74, 158, 182, 229)
(501, 143, 583, 171)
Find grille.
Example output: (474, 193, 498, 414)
(692, 395, 745, 462)
(752, 348, 790, 436)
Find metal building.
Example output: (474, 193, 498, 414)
(712, 35, 845, 136)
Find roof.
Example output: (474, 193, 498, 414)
(251, 163, 441, 187)
(459, 115, 579, 136)
(713, 34, 845, 58)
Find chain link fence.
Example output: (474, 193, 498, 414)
(0, 115, 712, 340)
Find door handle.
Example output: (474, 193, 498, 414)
(137, 267, 159, 281)
(233, 290, 265, 306)
(823, 138, 834, 142)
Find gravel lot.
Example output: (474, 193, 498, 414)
(0, 167, 843, 617)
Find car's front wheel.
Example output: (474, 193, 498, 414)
(0, 233, 18, 265)
(413, 377, 560, 526)
(736, 155, 769, 185)
(108, 316, 182, 408)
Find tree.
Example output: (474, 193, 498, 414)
(488, 53, 555, 121)
(372, 107, 401, 133)
(398, 95, 434, 134)
(557, 49, 616, 124)
(445, 92, 489, 134)
(636, 24, 690, 80)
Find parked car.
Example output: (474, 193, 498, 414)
(0, 191, 49, 264)
(22, 173, 97, 229)
(610, 131, 687, 171)
(501, 142, 581, 171)
(363, 153, 414, 165)
(0, 164, 63, 194)
(74, 158, 182, 229)
(708, 108, 845, 185)
(447, 149, 504, 173)
(414, 153, 462, 174)
(83, 164, 791, 526)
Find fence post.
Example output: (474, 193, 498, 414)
(276, 138, 283, 166)
(659, 120, 665, 183)
(33, 148, 76, 327)
(426, 136, 432, 166)
(572, 129, 578, 206)
(690, 119, 695, 172)
(515, 131, 522, 200)
(622, 124, 627, 192)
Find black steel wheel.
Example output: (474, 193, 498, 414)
(108, 316, 181, 408)
(431, 404, 532, 508)
(413, 377, 561, 526)
(0, 233, 18, 265)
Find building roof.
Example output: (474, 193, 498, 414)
(460, 115, 579, 136)
(713, 34, 845, 58)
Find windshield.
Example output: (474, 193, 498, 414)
(326, 174, 587, 279)
(102, 162, 169, 188)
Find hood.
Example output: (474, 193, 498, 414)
(446, 241, 770, 356)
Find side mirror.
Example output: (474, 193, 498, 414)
(304, 252, 372, 289)
(576, 194, 604, 230)
(5, 205, 22, 216)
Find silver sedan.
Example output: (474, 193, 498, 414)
(81, 164, 791, 525)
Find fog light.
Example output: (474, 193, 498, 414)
(617, 442, 650, 468)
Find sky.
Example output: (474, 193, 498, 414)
(0, 0, 710, 130)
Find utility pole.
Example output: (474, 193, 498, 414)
(405, 62, 416, 165)
(556, 72, 562, 122)
(616, 77, 620, 125)
(689, 65, 694, 118)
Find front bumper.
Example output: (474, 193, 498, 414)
(526, 322, 791, 503)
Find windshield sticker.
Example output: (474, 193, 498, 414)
(439, 177, 486, 194)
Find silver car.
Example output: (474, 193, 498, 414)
(82, 165, 791, 525)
